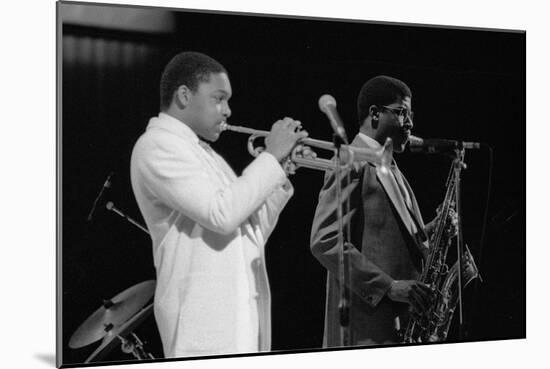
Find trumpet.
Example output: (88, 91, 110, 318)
(220, 122, 393, 172)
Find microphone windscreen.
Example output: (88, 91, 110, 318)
(407, 135, 424, 147)
(318, 94, 336, 113)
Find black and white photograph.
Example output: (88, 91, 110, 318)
(5, 0, 545, 368)
(56, 1, 526, 367)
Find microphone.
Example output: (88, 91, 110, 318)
(105, 201, 150, 235)
(408, 135, 481, 154)
(86, 172, 113, 221)
(318, 94, 348, 144)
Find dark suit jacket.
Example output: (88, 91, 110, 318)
(310, 134, 428, 347)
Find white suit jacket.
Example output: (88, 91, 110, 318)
(130, 113, 293, 357)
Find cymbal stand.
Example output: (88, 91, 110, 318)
(119, 332, 155, 360)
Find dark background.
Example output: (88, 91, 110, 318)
(59, 2, 525, 366)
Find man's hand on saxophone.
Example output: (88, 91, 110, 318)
(424, 202, 459, 238)
(387, 280, 434, 314)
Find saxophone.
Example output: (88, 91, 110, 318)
(402, 153, 480, 343)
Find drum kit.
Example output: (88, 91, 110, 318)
(68, 280, 157, 363)
(70, 176, 158, 363)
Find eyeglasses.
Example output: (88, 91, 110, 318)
(381, 105, 414, 122)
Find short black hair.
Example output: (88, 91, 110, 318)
(357, 75, 412, 126)
(159, 51, 228, 110)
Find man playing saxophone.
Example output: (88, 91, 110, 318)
(310, 75, 442, 346)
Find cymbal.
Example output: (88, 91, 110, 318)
(85, 303, 154, 363)
(69, 280, 155, 349)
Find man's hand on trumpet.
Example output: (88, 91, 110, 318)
(264, 117, 309, 163)
(282, 144, 318, 175)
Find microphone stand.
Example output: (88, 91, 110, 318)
(87, 172, 114, 222)
(333, 133, 352, 347)
(452, 148, 467, 340)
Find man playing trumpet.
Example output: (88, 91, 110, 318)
(130, 51, 308, 358)
(310, 75, 437, 346)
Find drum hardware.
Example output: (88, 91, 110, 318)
(84, 304, 155, 363)
(69, 280, 156, 362)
